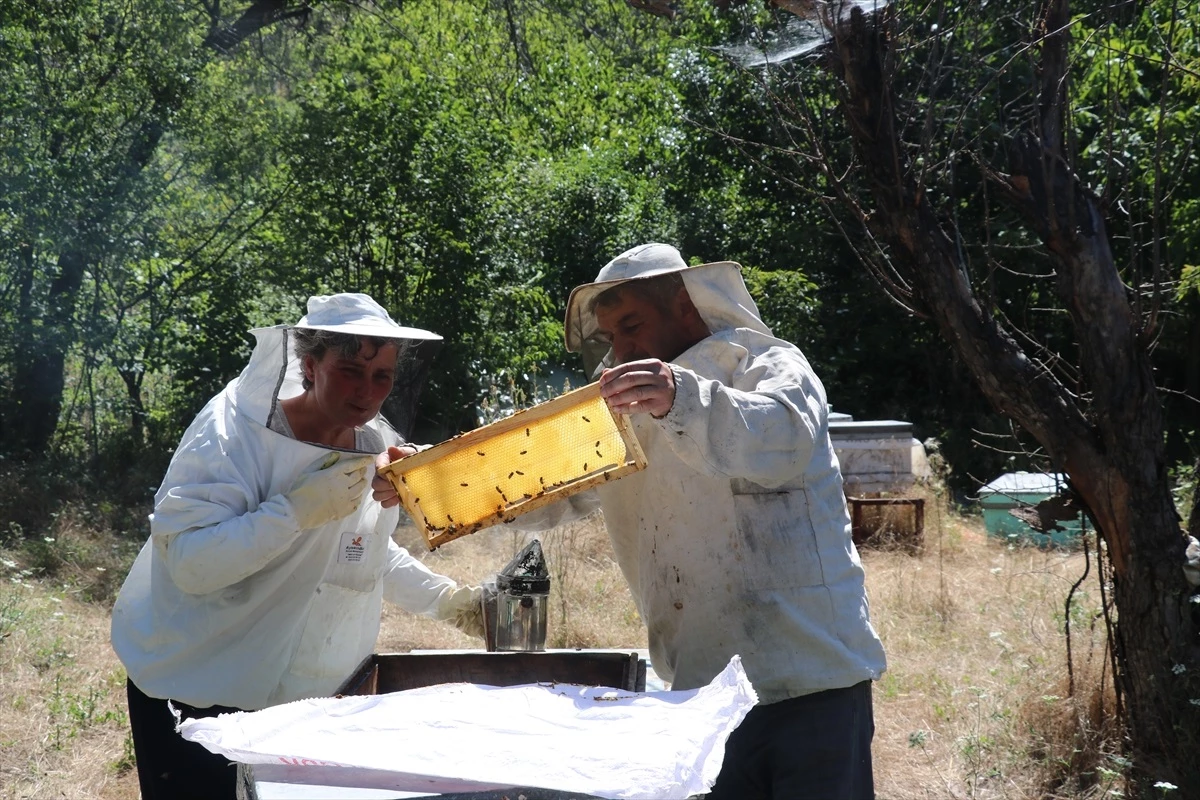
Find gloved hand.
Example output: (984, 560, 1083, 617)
(285, 455, 371, 530)
(441, 584, 486, 640)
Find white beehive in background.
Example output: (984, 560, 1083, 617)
(829, 412, 931, 495)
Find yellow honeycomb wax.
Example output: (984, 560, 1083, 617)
(389, 389, 633, 537)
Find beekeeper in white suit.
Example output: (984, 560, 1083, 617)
(375, 244, 887, 799)
(112, 293, 484, 800)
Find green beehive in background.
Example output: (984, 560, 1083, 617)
(977, 472, 1084, 548)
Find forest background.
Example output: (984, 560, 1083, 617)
(15, 0, 1200, 501)
(4, 0, 1200, 796)
(5, 0, 1200, 506)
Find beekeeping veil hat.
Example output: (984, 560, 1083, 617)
(294, 293, 441, 341)
(237, 293, 443, 440)
(564, 243, 772, 376)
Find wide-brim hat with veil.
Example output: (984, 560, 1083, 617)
(292, 293, 440, 341)
(235, 293, 443, 441)
(564, 243, 772, 376)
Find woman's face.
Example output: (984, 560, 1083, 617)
(302, 339, 400, 431)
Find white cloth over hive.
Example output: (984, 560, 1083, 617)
(179, 656, 757, 800)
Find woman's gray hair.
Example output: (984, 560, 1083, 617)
(292, 329, 403, 390)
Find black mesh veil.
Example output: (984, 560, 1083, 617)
(380, 338, 442, 441)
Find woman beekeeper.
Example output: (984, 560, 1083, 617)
(111, 293, 484, 800)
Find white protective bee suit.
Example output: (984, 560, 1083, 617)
(548, 244, 887, 703)
(111, 299, 477, 711)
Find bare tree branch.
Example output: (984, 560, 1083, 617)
(204, 0, 313, 53)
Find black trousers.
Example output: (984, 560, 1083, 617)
(705, 680, 876, 800)
(126, 679, 242, 800)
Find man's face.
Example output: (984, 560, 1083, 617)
(595, 288, 693, 365)
(303, 339, 399, 429)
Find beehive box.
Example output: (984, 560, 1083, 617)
(336, 651, 647, 696)
(978, 471, 1083, 548)
(379, 382, 647, 549)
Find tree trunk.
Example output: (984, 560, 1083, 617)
(12, 249, 87, 455)
(204, 0, 310, 53)
(118, 367, 147, 449)
(824, 6, 1200, 795)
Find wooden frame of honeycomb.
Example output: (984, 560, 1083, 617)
(378, 382, 647, 549)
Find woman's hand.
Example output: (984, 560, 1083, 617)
(372, 445, 417, 508)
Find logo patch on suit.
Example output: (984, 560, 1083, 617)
(338, 532, 368, 564)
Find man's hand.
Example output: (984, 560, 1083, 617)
(600, 359, 676, 417)
(372, 445, 417, 509)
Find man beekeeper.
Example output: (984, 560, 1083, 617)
(112, 293, 485, 800)
(375, 243, 887, 799)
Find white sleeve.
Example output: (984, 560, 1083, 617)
(656, 345, 826, 489)
(501, 489, 601, 532)
(153, 480, 311, 596)
(381, 538, 460, 617)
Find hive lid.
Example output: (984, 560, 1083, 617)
(828, 419, 913, 440)
(978, 471, 1067, 496)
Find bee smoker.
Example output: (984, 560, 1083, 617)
(482, 539, 550, 652)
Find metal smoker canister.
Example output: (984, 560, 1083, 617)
(488, 539, 550, 652)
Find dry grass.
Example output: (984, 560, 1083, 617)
(868, 487, 1119, 800)
(0, 580, 133, 800)
(379, 515, 647, 653)
(1, 496, 1121, 800)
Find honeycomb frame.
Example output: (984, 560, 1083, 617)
(378, 382, 647, 549)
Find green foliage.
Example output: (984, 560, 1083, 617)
(259, 0, 680, 434)
(0, 583, 27, 640)
(1171, 458, 1198, 526)
(46, 674, 125, 745)
(1070, 2, 1200, 469)
(0, 0, 208, 454)
(1179, 265, 1200, 301)
(508, 147, 680, 307)
(742, 266, 818, 346)
(2, 0, 1199, 521)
